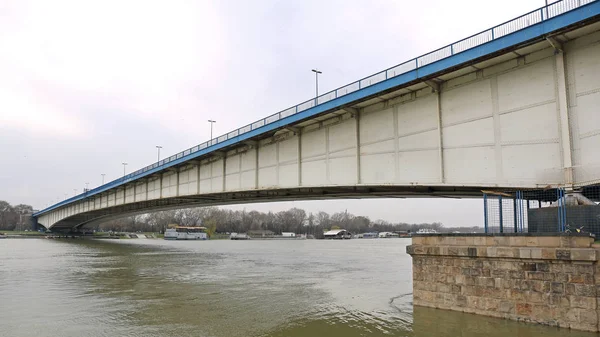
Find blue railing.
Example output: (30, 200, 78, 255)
(34, 0, 597, 217)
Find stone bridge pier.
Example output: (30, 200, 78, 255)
(407, 234, 600, 332)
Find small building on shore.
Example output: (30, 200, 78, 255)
(378, 232, 399, 238)
(248, 229, 275, 238)
(362, 232, 379, 238)
(323, 229, 352, 239)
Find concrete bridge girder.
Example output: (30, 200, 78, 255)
(36, 12, 600, 230)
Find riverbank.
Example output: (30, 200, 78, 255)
(0, 230, 45, 238)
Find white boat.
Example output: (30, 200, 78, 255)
(0, 233, 7, 239)
(230, 233, 250, 240)
(416, 228, 438, 234)
(164, 226, 208, 240)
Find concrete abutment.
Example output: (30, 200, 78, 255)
(407, 234, 600, 332)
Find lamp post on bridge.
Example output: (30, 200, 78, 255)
(85, 182, 89, 192)
(156, 145, 162, 162)
(208, 120, 216, 143)
(311, 69, 322, 104)
(73, 189, 77, 196)
(122, 162, 128, 177)
(101, 173, 105, 185)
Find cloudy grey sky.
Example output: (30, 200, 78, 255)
(1, 0, 546, 227)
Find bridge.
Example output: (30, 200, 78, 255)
(34, 0, 600, 231)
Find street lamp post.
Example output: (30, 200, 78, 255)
(122, 162, 128, 176)
(156, 145, 163, 162)
(85, 182, 89, 192)
(208, 120, 216, 143)
(73, 189, 77, 196)
(101, 173, 105, 185)
(311, 69, 322, 103)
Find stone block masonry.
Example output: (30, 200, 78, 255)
(407, 234, 600, 332)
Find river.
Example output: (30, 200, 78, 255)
(0, 238, 593, 337)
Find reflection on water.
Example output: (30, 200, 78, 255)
(0, 239, 594, 337)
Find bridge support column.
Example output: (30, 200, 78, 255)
(145, 179, 149, 201)
(554, 49, 574, 189)
(254, 144, 259, 189)
(297, 131, 302, 186)
(176, 168, 180, 196)
(222, 154, 226, 192)
(355, 111, 361, 184)
(159, 174, 163, 199)
(435, 89, 444, 183)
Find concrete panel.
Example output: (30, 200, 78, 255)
(580, 135, 600, 166)
(200, 161, 222, 193)
(240, 171, 256, 189)
(147, 179, 161, 200)
(241, 149, 257, 171)
(101, 195, 108, 207)
(210, 177, 223, 192)
(500, 103, 559, 143)
(329, 148, 355, 159)
(444, 147, 496, 183)
(226, 173, 241, 191)
(443, 117, 495, 148)
(94, 198, 100, 209)
(258, 166, 277, 187)
(502, 143, 562, 184)
(136, 183, 147, 201)
(179, 167, 198, 196)
(360, 153, 395, 183)
(301, 160, 327, 186)
(497, 58, 555, 112)
(361, 139, 395, 154)
(259, 144, 277, 168)
(442, 79, 492, 126)
(278, 137, 298, 164)
(302, 128, 326, 158)
(329, 156, 356, 184)
(211, 160, 224, 178)
(226, 155, 241, 175)
(199, 179, 212, 194)
(398, 150, 440, 183)
(575, 92, 600, 136)
(572, 42, 600, 94)
(162, 172, 177, 198)
(397, 94, 438, 135)
(125, 185, 135, 203)
(482, 59, 519, 78)
(108, 192, 116, 206)
(398, 130, 438, 151)
(360, 108, 394, 144)
(200, 164, 212, 180)
(329, 119, 356, 153)
(115, 189, 124, 205)
(278, 163, 298, 187)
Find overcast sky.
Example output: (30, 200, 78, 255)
(1, 0, 547, 227)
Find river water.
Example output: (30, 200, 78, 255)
(0, 238, 593, 337)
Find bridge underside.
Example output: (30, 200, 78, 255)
(50, 185, 485, 230)
(36, 3, 600, 231)
(47, 184, 600, 231)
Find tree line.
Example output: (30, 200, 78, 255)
(0, 201, 34, 231)
(0, 200, 482, 235)
(94, 207, 481, 236)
